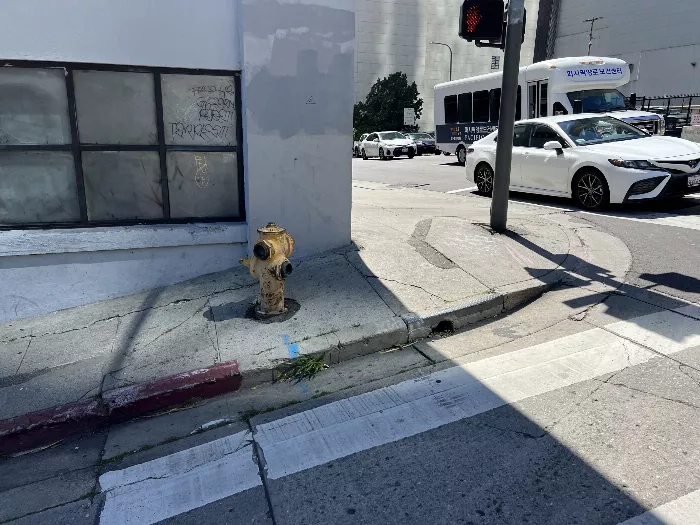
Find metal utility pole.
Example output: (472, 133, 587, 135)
(430, 41, 453, 81)
(584, 17, 603, 56)
(490, 0, 525, 232)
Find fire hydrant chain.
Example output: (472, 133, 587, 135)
(241, 222, 295, 318)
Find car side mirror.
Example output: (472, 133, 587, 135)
(543, 141, 563, 151)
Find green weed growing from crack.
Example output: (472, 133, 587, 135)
(276, 354, 329, 383)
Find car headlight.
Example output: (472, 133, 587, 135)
(608, 159, 666, 171)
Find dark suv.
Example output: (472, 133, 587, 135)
(405, 132, 437, 155)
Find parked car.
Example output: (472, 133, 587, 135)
(360, 132, 417, 159)
(404, 132, 437, 155)
(354, 133, 369, 157)
(465, 113, 700, 210)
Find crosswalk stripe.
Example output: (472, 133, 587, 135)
(618, 488, 700, 524)
(99, 431, 260, 525)
(255, 308, 700, 479)
(98, 306, 700, 524)
(446, 186, 478, 194)
(594, 212, 700, 232)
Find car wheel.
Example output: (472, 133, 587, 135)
(574, 171, 609, 211)
(474, 163, 494, 196)
(456, 146, 467, 166)
(408, 150, 415, 159)
(362, 149, 368, 160)
(443, 151, 451, 156)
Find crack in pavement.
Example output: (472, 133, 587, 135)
(602, 380, 700, 411)
(0, 283, 252, 344)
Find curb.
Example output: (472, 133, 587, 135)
(0, 279, 554, 456)
(0, 361, 241, 457)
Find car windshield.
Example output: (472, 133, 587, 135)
(559, 116, 648, 146)
(408, 133, 433, 140)
(566, 89, 632, 113)
(379, 132, 405, 140)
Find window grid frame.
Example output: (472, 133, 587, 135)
(0, 60, 245, 230)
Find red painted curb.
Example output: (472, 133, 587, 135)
(105, 361, 242, 423)
(0, 360, 241, 456)
(0, 399, 107, 457)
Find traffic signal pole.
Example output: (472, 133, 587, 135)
(490, 0, 525, 232)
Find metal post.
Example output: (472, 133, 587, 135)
(490, 0, 525, 233)
(584, 17, 603, 56)
(430, 41, 453, 81)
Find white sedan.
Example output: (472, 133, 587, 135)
(361, 131, 417, 160)
(465, 114, 700, 210)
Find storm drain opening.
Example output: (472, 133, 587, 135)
(431, 320, 455, 336)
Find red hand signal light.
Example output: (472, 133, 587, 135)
(465, 6, 482, 33)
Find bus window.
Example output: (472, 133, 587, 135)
(553, 102, 568, 115)
(539, 82, 548, 117)
(458, 93, 472, 123)
(473, 90, 489, 122)
(516, 86, 522, 120)
(489, 89, 501, 122)
(444, 95, 458, 124)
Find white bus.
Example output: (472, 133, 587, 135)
(434, 57, 665, 165)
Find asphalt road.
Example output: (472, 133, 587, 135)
(353, 154, 700, 305)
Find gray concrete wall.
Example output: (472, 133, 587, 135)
(241, 0, 354, 257)
(552, 0, 700, 96)
(355, 0, 542, 131)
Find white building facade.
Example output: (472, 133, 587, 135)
(355, 0, 543, 131)
(542, 0, 700, 97)
(0, 0, 355, 322)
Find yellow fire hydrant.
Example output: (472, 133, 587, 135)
(241, 222, 295, 317)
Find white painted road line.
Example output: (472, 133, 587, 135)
(618, 488, 700, 524)
(255, 309, 700, 480)
(99, 431, 260, 525)
(99, 307, 700, 523)
(446, 186, 478, 194)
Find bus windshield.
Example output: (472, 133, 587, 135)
(559, 116, 647, 146)
(566, 89, 632, 113)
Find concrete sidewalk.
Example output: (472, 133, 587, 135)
(0, 181, 630, 452)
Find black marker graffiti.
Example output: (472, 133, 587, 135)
(190, 84, 235, 97)
(171, 122, 230, 141)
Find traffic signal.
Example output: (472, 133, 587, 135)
(459, 0, 505, 42)
(458, 0, 526, 50)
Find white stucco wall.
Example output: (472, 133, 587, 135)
(0, 0, 247, 321)
(553, 0, 700, 96)
(241, 0, 354, 257)
(0, 0, 356, 321)
(0, 0, 241, 70)
(355, 0, 542, 131)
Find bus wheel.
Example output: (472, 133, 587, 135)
(475, 163, 494, 196)
(456, 146, 467, 166)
